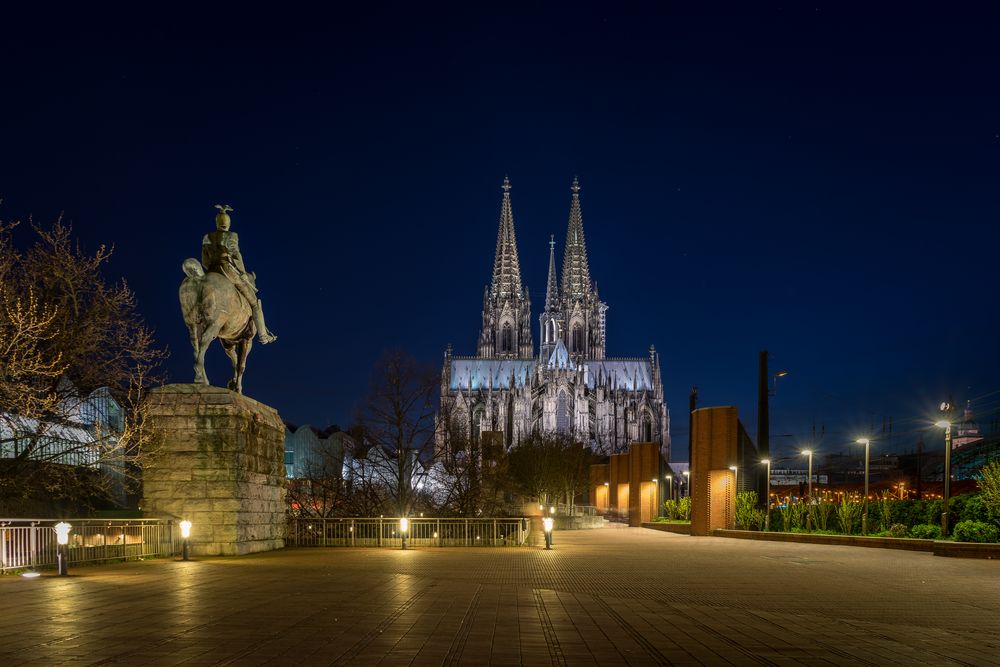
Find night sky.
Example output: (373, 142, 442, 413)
(3, 4, 998, 461)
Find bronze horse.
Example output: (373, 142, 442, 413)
(179, 258, 255, 393)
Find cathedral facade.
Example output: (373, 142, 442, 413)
(439, 178, 670, 458)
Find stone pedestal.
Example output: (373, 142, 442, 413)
(142, 384, 286, 556)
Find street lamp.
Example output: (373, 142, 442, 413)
(54, 522, 71, 576)
(936, 403, 955, 536)
(179, 520, 192, 561)
(729, 466, 738, 494)
(665, 474, 673, 501)
(761, 460, 771, 530)
(856, 438, 871, 535)
(802, 450, 814, 530)
(400, 517, 409, 550)
(542, 516, 554, 550)
(682, 470, 690, 497)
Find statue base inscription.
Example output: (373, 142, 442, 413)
(142, 384, 286, 556)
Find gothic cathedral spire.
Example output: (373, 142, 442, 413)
(558, 177, 606, 360)
(561, 177, 592, 301)
(491, 176, 523, 299)
(478, 177, 533, 359)
(539, 234, 563, 361)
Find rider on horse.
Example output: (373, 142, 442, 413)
(202, 204, 278, 344)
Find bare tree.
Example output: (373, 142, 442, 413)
(508, 432, 596, 506)
(353, 350, 438, 516)
(0, 217, 164, 514)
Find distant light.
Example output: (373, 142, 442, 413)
(682, 471, 690, 477)
(22, 571, 41, 578)
(935, 420, 950, 428)
(542, 517, 554, 533)
(603, 481, 609, 486)
(433, 532, 438, 538)
(729, 466, 737, 472)
(774, 370, 789, 378)
(549, 506, 555, 514)
(652, 477, 658, 482)
(761, 459, 770, 465)
(179, 520, 192, 539)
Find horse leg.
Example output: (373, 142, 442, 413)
(220, 339, 240, 392)
(190, 324, 209, 385)
(235, 336, 254, 394)
(196, 322, 224, 387)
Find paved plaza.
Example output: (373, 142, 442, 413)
(2, 526, 999, 665)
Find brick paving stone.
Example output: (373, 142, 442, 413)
(2, 527, 1000, 665)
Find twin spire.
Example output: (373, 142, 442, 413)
(490, 175, 594, 305)
(561, 176, 592, 302)
(490, 176, 524, 299)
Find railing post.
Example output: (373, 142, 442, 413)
(436, 519, 441, 547)
(378, 518, 382, 547)
(351, 519, 355, 547)
(29, 522, 38, 567)
(464, 519, 469, 546)
(493, 519, 497, 545)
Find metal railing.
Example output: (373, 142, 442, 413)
(287, 517, 530, 548)
(557, 504, 598, 517)
(0, 518, 176, 572)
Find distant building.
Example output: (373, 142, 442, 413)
(953, 400, 984, 450)
(283, 424, 352, 479)
(438, 178, 670, 457)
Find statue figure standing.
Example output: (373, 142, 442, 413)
(202, 204, 277, 344)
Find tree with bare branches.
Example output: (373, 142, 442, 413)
(353, 350, 438, 516)
(0, 217, 164, 514)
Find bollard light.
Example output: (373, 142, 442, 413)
(54, 522, 71, 576)
(400, 517, 409, 550)
(179, 520, 192, 561)
(549, 506, 555, 515)
(542, 516, 554, 550)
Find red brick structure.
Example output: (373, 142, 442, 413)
(590, 441, 661, 526)
(690, 406, 753, 536)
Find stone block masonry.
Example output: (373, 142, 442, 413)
(141, 384, 286, 556)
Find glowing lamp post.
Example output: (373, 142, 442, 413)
(665, 474, 673, 501)
(400, 517, 409, 550)
(856, 439, 871, 535)
(936, 407, 954, 537)
(179, 520, 192, 560)
(761, 460, 771, 531)
(54, 522, 71, 576)
(802, 450, 814, 531)
(542, 516, 554, 550)
(682, 470, 690, 497)
(728, 466, 738, 494)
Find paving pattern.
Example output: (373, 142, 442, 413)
(2, 526, 999, 665)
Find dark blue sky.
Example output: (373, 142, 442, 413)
(3, 4, 999, 461)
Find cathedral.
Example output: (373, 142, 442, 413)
(439, 178, 670, 458)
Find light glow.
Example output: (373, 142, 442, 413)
(542, 517, 554, 532)
(400, 518, 409, 533)
(935, 420, 950, 428)
(54, 522, 72, 546)
(179, 520, 192, 539)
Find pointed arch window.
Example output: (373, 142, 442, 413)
(556, 390, 570, 433)
(571, 324, 584, 354)
(501, 323, 513, 353)
(641, 412, 653, 442)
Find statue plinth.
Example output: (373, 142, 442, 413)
(142, 384, 286, 556)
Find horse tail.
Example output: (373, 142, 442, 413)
(182, 258, 205, 279)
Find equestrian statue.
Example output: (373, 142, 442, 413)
(179, 204, 277, 394)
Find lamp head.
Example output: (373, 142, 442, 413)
(935, 420, 950, 429)
(400, 518, 408, 533)
(682, 470, 689, 477)
(729, 466, 737, 472)
(856, 438, 870, 446)
(761, 459, 770, 465)
(179, 520, 192, 539)
(542, 517, 554, 532)
(54, 522, 72, 546)
(802, 450, 812, 456)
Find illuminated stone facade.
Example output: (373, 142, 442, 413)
(439, 178, 669, 458)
